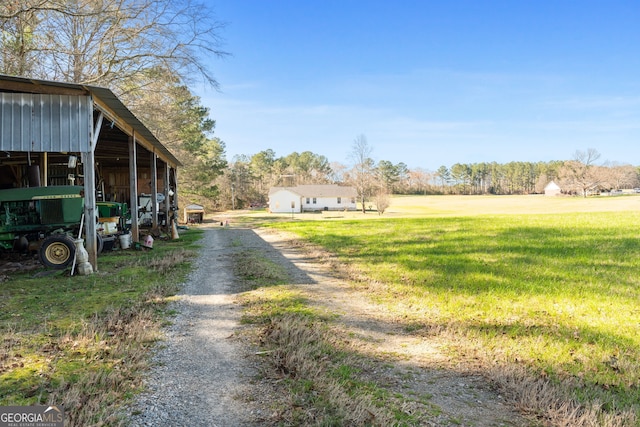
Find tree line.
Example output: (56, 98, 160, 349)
(212, 141, 640, 211)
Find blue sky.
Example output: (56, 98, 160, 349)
(197, 1, 640, 170)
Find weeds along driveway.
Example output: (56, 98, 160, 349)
(127, 225, 529, 426)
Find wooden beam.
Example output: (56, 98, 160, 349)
(92, 98, 133, 136)
(0, 80, 88, 96)
(172, 168, 179, 213)
(92, 98, 179, 169)
(41, 153, 48, 186)
(92, 112, 104, 150)
(81, 102, 101, 272)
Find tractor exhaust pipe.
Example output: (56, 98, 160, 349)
(27, 165, 41, 187)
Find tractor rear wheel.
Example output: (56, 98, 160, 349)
(39, 235, 76, 269)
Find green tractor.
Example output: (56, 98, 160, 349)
(0, 186, 84, 269)
(96, 200, 131, 251)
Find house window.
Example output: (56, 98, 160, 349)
(291, 201, 295, 209)
(337, 197, 342, 204)
(312, 198, 317, 204)
(350, 197, 355, 204)
(306, 198, 310, 204)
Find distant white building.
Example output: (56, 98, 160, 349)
(268, 185, 358, 213)
(544, 181, 562, 196)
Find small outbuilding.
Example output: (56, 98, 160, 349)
(544, 181, 562, 196)
(183, 204, 205, 224)
(268, 184, 357, 213)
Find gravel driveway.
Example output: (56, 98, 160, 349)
(127, 227, 264, 427)
(126, 225, 529, 426)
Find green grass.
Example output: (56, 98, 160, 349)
(264, 211, 640, 416)
(0, 229, 202, 424)
(231, 247, 324, 324)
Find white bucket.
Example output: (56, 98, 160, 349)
(119, 233, 131, 249)
(143, 234, 154, 248)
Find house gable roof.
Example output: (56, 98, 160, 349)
(269, 184, 357, 198)
(544, 181, 561, 190)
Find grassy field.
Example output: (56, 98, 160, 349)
(256, 194, 640, 424)
(3, 193, 638, 426)
(0, 230, 202, 426)
(388, 193, 640, 215)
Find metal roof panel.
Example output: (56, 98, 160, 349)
(0, 74, 180, 167)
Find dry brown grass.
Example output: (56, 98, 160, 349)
(1, 229, 201, 426)
(133, 248, 196, 274)
(491, 364, 638, 427)
(0, 284, 176, 426)
(45, 297, 167, 426)
(259, 314, 397, 426)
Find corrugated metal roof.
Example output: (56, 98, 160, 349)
(0, 74, 180, 167)
(185, 204, 204, 211)
(0, 92, 91, 152)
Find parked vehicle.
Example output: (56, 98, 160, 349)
(0, 186, 84, 269)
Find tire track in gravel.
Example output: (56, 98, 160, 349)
(127, 227, 263, 427)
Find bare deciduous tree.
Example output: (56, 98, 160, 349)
(348, 134, 376, 213)
(0, 0, 227, 95)
(408, 168, 433, 195)
(329, 161, 348, 184)
(1, 1, 230, 204)
(603, 162, 639, 190)
(0, 1, 42, 76)
(558, 149, 604, 197)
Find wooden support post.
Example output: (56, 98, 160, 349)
(82, 151, 97, 271)
(164, 162, 170, 232)
(172, 168, 179, 220)
(41, 152, 48, 186)
(82, 109, 103, 272)
(129, 134, 139, 242)
(150, 152, 158, 229)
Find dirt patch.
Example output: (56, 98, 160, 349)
(0, 256, 42, 275)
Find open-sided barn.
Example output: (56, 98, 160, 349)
(0, 74, 180, 271)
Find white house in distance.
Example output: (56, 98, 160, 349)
(268, 184, 358, 213)
(544, 181, 562, 196)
